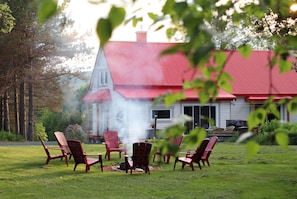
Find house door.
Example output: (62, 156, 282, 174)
(183, 105, 217, 133)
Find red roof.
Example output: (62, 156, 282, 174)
(82, 89, 111, 102)
(223, 51, 297, 96)
(100, 41, 297, 101)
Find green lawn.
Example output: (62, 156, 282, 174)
(0, 142, 297, 199)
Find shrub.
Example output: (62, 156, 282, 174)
(33, 122, 48, 141)
(255, 121, 297, 145)
(0, 131, 24, 141)
(64, 124, 85, 142)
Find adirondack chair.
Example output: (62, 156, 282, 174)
(67, 140, 103, 173)
(38, 135, 68, 166)
(103, 131, 125, 160)
(153, 135, 184, 164)
(173, 139, 209, 171)
(54, 131, 72, 159)
(125, 142, 152, 175)
(201, 136, 218, 166)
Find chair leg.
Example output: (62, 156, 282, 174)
(173, 157, 178, 170)
(74, 164, 78, 171)
(99, 155, 103, 172)
(190, 163, 194, 171)
(166, 154, 171, 164)
(46, 157, 51, 164)
(65, 155, 69, 166)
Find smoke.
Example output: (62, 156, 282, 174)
(111, 94, 149, 156)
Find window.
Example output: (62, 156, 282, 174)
(183, 104, 217, 132)
(151, 109, 171, 120)
(100, 70, 108, 86)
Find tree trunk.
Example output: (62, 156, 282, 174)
(27, 81, 33, 141)
(19, 81, 26, 139)
(3, 93, 10, 132)
(14, 85, 20, 135)
(0, 95, 2, 131)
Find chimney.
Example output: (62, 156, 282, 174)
(136, 31, 147, 43)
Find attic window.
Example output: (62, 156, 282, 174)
(100, 71, 108, 85)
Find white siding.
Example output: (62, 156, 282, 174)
(219, 101, 231, 128)
(231, 97, 250, 121)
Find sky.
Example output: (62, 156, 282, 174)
(66, 0, 169, 49)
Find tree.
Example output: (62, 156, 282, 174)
(40, 0, 297, 157)
(0, 3, 15, 33)
(0, 0, 91, 140)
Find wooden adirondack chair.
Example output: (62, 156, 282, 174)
(153, 135, 184, 164)
(173, 139, 209, 171)
(103, 131, 125, 160)
(38, 135, 68, 166)
(67, 140, 103, 173)
(201, 136, 218, 166)
(125, 142, 152, 175)
(54, 131, 72, 159)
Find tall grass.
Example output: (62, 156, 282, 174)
(0, 142, 297, 199)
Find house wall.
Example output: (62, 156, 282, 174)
(230, 97, 250, 122)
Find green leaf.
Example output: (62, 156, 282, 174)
(275, 132, 289, 148)
(287, 97, 297, 114)
(132, 17, 143, 27)
(97, 18, 112, 47)
(214, 51, 227, 68)
(148, 12, 158, 21)
(245, 141, 260, 162)
(183, 127, 206, 147)
(199, 89, 210, 104)
(38, 0, 57, 24)
(238, 45, 252, 59)
(247, 108, 266, 130)
(108, 6, 126, 29)
(164, 92, 186, 107)
(279, 59, 292, 73)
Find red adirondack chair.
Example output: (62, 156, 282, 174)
(153, 135, 184, 164)
(103, 131, 125, 160)
(174, 139, 209, 171)
(38, 135, 68, 166)
(67, 140, 103, 173)
(125, 142, 152, 175)
(54, 131, 72, 159)
(201, 136, 218, 166)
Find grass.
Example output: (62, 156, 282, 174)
(0, 142, 297, 199)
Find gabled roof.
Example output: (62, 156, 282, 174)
(103, 40, 297, 100)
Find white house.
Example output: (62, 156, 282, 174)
(82, 32, 297, 142)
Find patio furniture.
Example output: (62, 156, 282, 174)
(173, 138, 209, 171)
(201, 136, 218, 166)
(125, 142, 152, 175)
(67, 140, 103, 173)
(54, 131, 72, 159)
(38, 135, 68, 166)
(103, 131, 125, 160)
(153, 135, 184, 164)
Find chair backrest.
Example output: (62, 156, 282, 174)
(192, 139, 209, 163)
(67, 140, 86, 164)
(38, 135, 50, 157)
(206, 136, 218, 151)
(54, 131, 71, 154)
(132, 142, 152, 168)
(103, 131, 120, 148)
